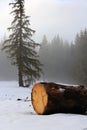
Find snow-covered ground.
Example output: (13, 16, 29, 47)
(0, 81, 87, 130)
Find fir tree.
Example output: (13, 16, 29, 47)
(2, 0, 42, 87)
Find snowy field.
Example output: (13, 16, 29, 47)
(0, 81, 87, 130)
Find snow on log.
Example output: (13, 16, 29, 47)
(31, 82, 87, 115)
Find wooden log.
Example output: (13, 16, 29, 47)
(31, 82, 87, 115)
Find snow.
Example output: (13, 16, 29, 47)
(59, 88, 65, 92)
(0, 81, 87, 130)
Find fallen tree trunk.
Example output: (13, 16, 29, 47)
(31, 82, 87, 115)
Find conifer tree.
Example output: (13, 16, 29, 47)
(2, 0, 42, 87)
(75, 29, 87, 85)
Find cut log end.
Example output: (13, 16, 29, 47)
(31, 83, 48, 115)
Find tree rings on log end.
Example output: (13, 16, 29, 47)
(31, 83, 48, 115)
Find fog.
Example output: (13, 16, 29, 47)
(0, 30, 87, 86)
(38, 32, 87, 86)
(0, 0, 87, 85)
(0, 45, 17, 81)
(39, 35, 76, 85)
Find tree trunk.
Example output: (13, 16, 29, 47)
(31, 82, 87, 115)
(18, 67, 23, 87)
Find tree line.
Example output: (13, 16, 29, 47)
(39, 29, 87, 86)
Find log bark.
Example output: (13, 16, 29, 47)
(31, 82, 87, 115)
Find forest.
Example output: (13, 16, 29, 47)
(39, 29, 87, 86)
(0, 29, 87, 86)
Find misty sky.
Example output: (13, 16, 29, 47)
(0, 0, 87, 42)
